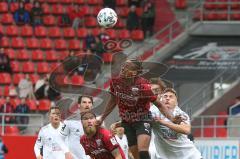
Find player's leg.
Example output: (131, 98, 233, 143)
(121, 122, 139, 159)
(136, 122, 152, 159)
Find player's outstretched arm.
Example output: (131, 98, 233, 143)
(155, 117, 191, 135)
(34, 129, 43, 159)
(111, 148, 124, 159)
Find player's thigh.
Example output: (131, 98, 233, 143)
(129, 145, 139, 159)
(121, 122, 137, 147)
(135, 121, 152, 150)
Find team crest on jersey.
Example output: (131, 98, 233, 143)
(96, 139, 102, 146)
(144, 123, 150, 129)
(131, 87, 139, 95)
(110, 137, 117, 145)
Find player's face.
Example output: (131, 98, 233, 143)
(161, 92, 178, 109)
(81, 113, 97, 136)
(49, 109, 61, 125)
(79, 97, 93, 113)
(120, 60, 138, 78)
(151, 84, 162, 95)
(116, 127, 124, 136)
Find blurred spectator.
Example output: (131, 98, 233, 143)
(58, 7, 71, 27)
(103, 0, 116, 10)
(128, 0, 141, 7)
(69, 4, 85, 29)
(141, 1, 155, 37)
(9, 84, 17, 98)
(34, 75, 60, 101)
(127, 5, 140, 31)
(84, 29, 96, 49)
(0, 136, 8, 159)
(14, 2, 30, 25)
(98, 28, 110, 43)
(0, 48, 12, 73)
(15, 98, 30, 131)
(91, 37, 105, 58)
(18, 74, 34, 99)
(30, 1, 43, 26)
(0, 97, 15, 124)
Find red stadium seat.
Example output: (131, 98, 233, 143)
(0, 73, 11, 84)
(21, 25, 33, 37)
(116, 0, 127, 6)
(16, 49, 30, 60)
(34, 26, 47, 38)
(92, 6, 101, 16)
(22, 61, 35, 73)
(48, 27, 61, 38)
(40, 38, 53, 50)
(0, 98, 6, 105)
(1, 13, 14, 25)
(60, 0, 72, 4)
(29, 73, 40, 84)
(117, 7, 129, 17)
(5, 126, 20, 135)
(68, 40, 81, 50)
(59, 50, 69, 60)
(92, 28, 100, 36)
(0, 2, 8, 13)
(106, 29, 117, 39)
(203, 127, 214, 137)
(51, 4, 63, 15)
(32, 49, 44, 61)
(216, 128, 227, 137)
(11, 98, 21, 108)
(63, 27, 75, 38)
(38, 99, 51, 111)
(42, 3, 51, 14)
(204, 0, 217, 9)
(10, 61, 21, 73)
(74, 0, 85, 5)
(85, 16, 97, 27)
(26, 99, 37, 111)
(102, 53, 113, 63)
(136, 7, 143, 17)
(115, 19, 125, 28)
(218, 12, 228, 20)
(77, 28, 88, 39)
(3, 86, 10, 96)
(37, 62, 50, 73)
(6, 25, 18, 36)
(26, 38, 39, 49)
(82, 6, 91, 16)
(13, 73, 25, 85)
(0, 25, 3, 34)
(131, 30, 144, 41)
(11, 37, 25, 49)
(48, 0, 58, 4)
(87, 0, 100, 5)
(43, 15, 56, 26)
(71, 75, 84, 85)
(231, 13, 240, 20)
(1, 37, 10, 48)
(5, 49, 15, 60)
(10, 2, 19, 13)
(45, 50, 58, 61)
(231, 0, 240, 9)
(50, 62, 61, 71)
(25, 3, 33, 12)
(55, 39, 67, 50)
(119, 29, 130, 39)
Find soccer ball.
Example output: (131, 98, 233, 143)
(97, 8, 118, 28)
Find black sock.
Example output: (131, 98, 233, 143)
(139, 151, 150, 159)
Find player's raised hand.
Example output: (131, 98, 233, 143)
(110, 121, 122, 134)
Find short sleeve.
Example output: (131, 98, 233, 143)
(34, 128, 44, 157)
(60, 121, 70, 137)
(102, 129, 119, 152)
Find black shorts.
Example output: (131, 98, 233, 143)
(121, 121, 152, 147)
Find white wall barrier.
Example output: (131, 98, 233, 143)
(195, 139, 239, 159)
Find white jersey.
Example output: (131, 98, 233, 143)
(115, 134, 129, 159)
(34, 123, 66, 159)
(60, 119, 89, 159)
(150, 105, 202, 159)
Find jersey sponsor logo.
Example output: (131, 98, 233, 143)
(96, 139, 102, 147)
(144, 122, 150, 129)
(110, 137, 117, 145)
